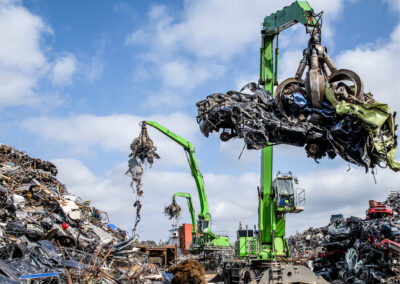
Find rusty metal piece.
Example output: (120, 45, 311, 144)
(329, 69, 365, 102)
(274, 77, 305, 109)
(305, 69, 325, 107)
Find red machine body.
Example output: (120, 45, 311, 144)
(366, 200, 393, 219)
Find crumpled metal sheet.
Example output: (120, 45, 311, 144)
(196, 82, 399, 172)
(288, 191, 400, 283)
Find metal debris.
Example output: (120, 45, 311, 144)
(127, 122, 160, 234)
(164, 197, 182, 220)
(288, 190, 400, 283)
(196, 82, 399, 172)
(0, 144, 172, 283)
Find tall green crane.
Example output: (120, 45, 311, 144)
(223, 1, 330, 283)
(143, 121, 229, 249)
(257, 0, 317, 260)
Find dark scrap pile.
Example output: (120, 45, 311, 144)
(196, 81, 399, 172)
(164, 197, 182, 220)
(196, 27, 399, 172)
(168, 260, 206, 284)
(288, 191, 400, 283)
(126, 122, 160, 234)
(0, 144, 162, 283)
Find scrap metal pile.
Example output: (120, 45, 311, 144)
(288, 191, 400, 283)
(196, 34, 399, 172)
(0, 144, 162, 283)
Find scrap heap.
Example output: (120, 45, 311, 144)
(196, 22, 399, 173)
(0, 144, 161, 283)
(288, 191, 400, 283)
(196, 81, 399, 172)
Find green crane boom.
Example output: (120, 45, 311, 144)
(257, 0, 317, 260)
(173, 192, 197, 237)
(143, 120, 211, 232)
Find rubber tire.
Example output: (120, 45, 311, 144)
(223, 269, 231, 284)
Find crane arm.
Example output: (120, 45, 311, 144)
(262, 1, 318, 36)
(143, 121, 211, 232)
(259, 1, 319, 259)
(173, 192, 197, 236)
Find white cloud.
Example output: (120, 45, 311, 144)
(84, 56, 104, 82)
(23, 112, 200, 168)
(125, 0, 346, 108)
(127, 0, 344, 61)
(335, 23, 400, 114)
(52, 54, 77, 85)
(161, 60, 224, 90)
(287, 166, 400, 235)
(53, 155, 400, 242)
(0, 1, 49, 107)
(52, 156, 259, 241)
(0, 1, 78, 107)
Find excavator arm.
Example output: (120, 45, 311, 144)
(173, 192, 197, 237)
(259, 1, 319, 259)
(143, 121, 211, 232)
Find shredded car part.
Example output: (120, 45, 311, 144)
(196, 81, 399, 172)
(127, 122, 160, 234)
(164, 197, 182, 220)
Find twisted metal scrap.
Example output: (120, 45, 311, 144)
(196, 82, 399, 172)
(127, 122, 160, 234)
(164, 197, 182, 220)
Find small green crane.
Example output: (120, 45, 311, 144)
(172, 192, 197, 240)
(142, 121, 230, 250)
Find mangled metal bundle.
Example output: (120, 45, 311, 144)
(126, 122, 160, 234)
(196, 33, 399, 172)
(288, 191, 400, 283)
(164, 197, 182, 220)
(0, 144, 168, 283)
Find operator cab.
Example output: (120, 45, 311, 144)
(273, 172, 304, 213)
(198, 220, 210, 232)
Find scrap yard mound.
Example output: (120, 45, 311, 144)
(0, 144, 174, 283)
(289, 191, 400, 283)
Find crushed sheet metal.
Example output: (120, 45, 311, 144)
(196, 82, 399, 172)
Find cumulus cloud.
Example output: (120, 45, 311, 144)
(127, 0, 343, 60)
(287, 166, 400, 235)
(125, 0, 346, 108)
(0, 1, 79, 107)
(23, 112, 200, 168)
(52, 54, 77, 85)
(336, 23, 400, 114)
(0, 1, 49, 107)
(52, 157, 259, 241)
(53, 155, 400, 242)
(161, 60, 224, 90)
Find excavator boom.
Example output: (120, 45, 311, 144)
(173, 192, 197, 236)
(144, 121, 211, 231)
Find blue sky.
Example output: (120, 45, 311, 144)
(1, 0, 399, 241)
